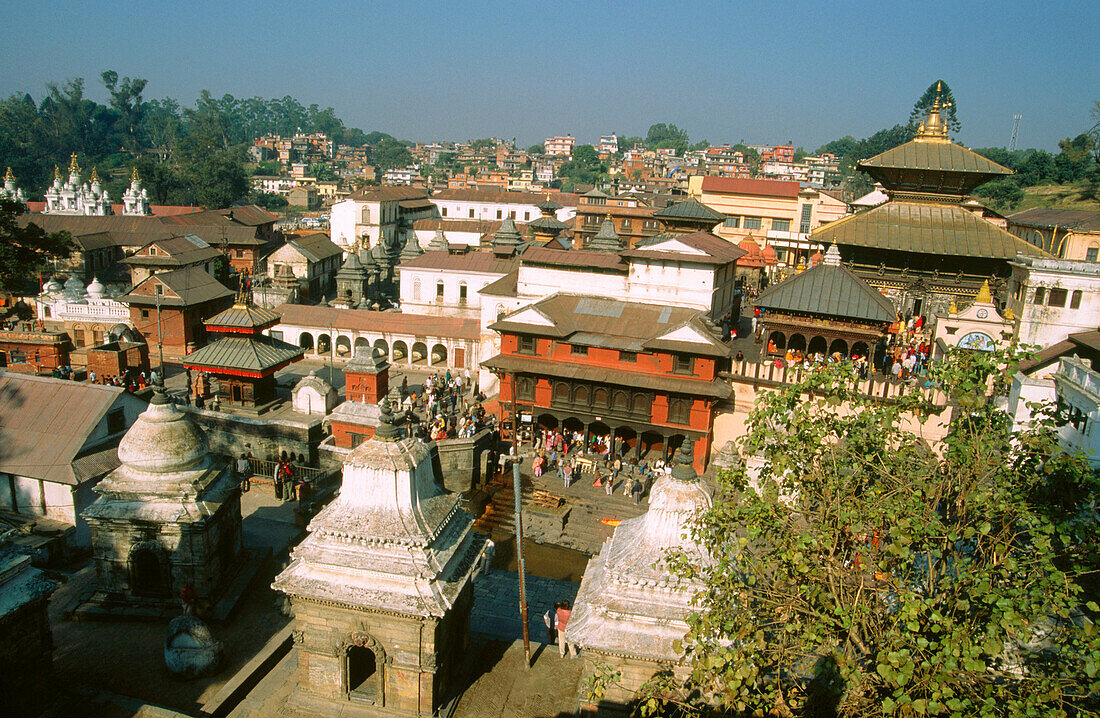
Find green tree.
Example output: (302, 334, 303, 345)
(972, 177, 1024, 211)
(371, 138, 413, 170)
(185, 152, 249, 208)
(910, 79, 961, 133)
(652, 351, 1100, 717)
(645, 123, 690, 153)
(307, 163, 337, 181)
(0, 199, 74, 292)
(100, 70, 147, 152)
(557, 144, 607, 189)
(526, 143, 543, 155)
(250, 191, 288, 211)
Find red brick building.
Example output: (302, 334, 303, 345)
(325, 346, 391, 448)
(119, 267, 234, 358)
(0, 329, 71, 374)
(482, 294, 733, 471)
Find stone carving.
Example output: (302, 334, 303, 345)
(164, 615, 223, 679)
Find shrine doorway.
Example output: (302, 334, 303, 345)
(852, 341, 870, 360)
(347, 646, 380, 703)
(808, 335, 828, 357)
(788, 333, 807, 354)
(129, 543, 168, 596)
(829, 338, 849, 357)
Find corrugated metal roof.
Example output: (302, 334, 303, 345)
(652, 198, 725, 221)
(1008, 208, 1100, 232)
(756, 263, 897, 324)
(288, 233, 343, 262)
(120, 267, 235, 307)
(206, 304, 281, 330)
(812, 201, 1048, 260)
(0, 373, 129, 485)
(181, 335, 303, 373)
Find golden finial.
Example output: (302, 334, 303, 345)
(131, 166, 140, 183)
(1003, 306, 1015, 321)
(948, 300, 958, 315)
(53, 165, 61, 182)
(975, 280, 992, 304)
(89, 166, 99, 183)
(68, 153, 80, 175)
(4, 167, 13, 182)
(916, 82, 950, 141)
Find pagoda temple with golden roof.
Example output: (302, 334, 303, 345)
(812, 84, 1048, 319)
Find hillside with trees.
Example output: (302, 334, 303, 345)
(0, 71, 408, 209)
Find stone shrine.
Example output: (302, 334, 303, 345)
(567, 439, 714, 711)
(81, 391, 244, 618)
(44, 155, 112, 215)
(273, 401, 488, 716)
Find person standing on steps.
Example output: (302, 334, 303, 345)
(544, 602, 559, 645)
(556, 600, 578, 657)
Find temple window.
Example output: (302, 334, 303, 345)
(773, 219, 791, 232)
(1033, 287, 1046, 305)
(619, 350, 637, 362)
(570, 344, 588, 356)
(673, 354, 694, 374)
(518, 335, 536, 354)
(1071, 290, 1083, 310)
(459, 282, 468, 305)
(743, 217, 762, 230)
(1087, 245, 1098, 262)
(723, 216, 740, 228)
(1048, 288, 1067, 308)
(668, 398, 691, 425)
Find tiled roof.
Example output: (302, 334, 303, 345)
(276, 304, 480, 340)
(120, 267, 234, 307)
(1007, 208, 1100, 233)
(347, 186, 429, 202)
(287, 233, 343, 262)
(652, 198, 725, 222)
(812, 201, 1048, 260)
(398, 250, 518, 274)
(520, 246, 627, 271)
(490, 293, 729, 356)
(478, 269, 519, 297)
(181, 335, 303, 374)
(123, 234, 221, 267)
(755, 263, 896, 324)
(623, 231, 747, 265)
(159, 204, 277, 227)
(431, 188, 580, 206)
(0, 373, 131, 485)
(699, 176, 800, 198)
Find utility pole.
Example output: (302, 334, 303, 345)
(155, 286, 165, 387)
(513, 458, 531, 669)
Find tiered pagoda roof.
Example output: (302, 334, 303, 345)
(182, 302, 303, 377)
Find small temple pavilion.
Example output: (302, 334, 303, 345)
(756, 244, 897, 363)
(273, 401, 488, 716)
(567, 439, 714, 709)
(181, 302, 304, 407)
(81, 391, 244, 617)
(324, 344, 391, 449)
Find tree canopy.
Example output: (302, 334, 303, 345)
(0, 199, 74, 293)
(624, 349, 1100, 717)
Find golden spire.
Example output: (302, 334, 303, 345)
(916, 81, 951, 141)
(53, 165, 61, 182)
(68, 153, 80, 175)
(131, 166, 140, 183)
(90, 166, 99, 183)
(975, 280, 992, 304)
(4, 167, 13, 182)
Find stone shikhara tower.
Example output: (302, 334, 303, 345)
(82, 391, 243, 616)
(273, 401, 488, 715)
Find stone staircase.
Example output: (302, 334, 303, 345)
(473, 476, 565, 539)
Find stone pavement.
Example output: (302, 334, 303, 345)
(471, 569, 579, 643)
(451, 637, 585, 718)
(44, 481, 301, 715)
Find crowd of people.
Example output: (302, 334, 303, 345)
(401, 370, 496, 442)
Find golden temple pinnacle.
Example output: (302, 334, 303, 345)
(916, 81, 951, 141)
(90, 166, 99, 183)
(68, 153, 80, 175)
(131, 166, 140, 183)
(4, 167, 13, 182)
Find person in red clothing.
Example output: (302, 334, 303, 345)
(556, 599, 578, 657)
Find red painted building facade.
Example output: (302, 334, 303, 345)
(482, 294, 733, 471)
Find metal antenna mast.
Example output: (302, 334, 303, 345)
(1009, 114, 1022, 151)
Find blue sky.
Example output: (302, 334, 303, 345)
(1, 0, 1097, 152)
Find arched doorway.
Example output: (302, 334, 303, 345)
(347, 645, 379, 701)
(430, 343, 447, 367)
(392, 341, 408, 362)
(562, 417, 584, 438)
(616, 426, 638, 457)
(336, 335, 352, 357)
(641, 431, 664, 461)
(808, 336, 828, 357)
(373, 338, 389, 359)
(299, 332, 314, 351)
(317, 333, 331, 355)
(538, 413, 558, 432)
(852, 341, 870, 360)
(354, 336, 371, 353)
(788, 333, 807, 354)
(411, 341, 428, 365)
(769, 331, 786, 353)
(589, 421, 610, 452)
(667, 434, 686, 461)
(129, 543, 167, 596)
(828, 338, 848, 358)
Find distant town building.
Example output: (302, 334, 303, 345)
(1006, 209, 1100, 262)
(429, 188, 577, 225)
(543, 135, 576, 157)
(598, 134, 619, 154)
(329, 186, 435, 251)
(264, 232, 343, 300)
(1006, 257, 1100, 350)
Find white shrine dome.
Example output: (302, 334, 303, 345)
(118, 392, 209, 475)
(86, 276, 105, 298)
(43, 277, 63, 295)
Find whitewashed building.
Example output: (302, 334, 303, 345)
(329, 186, 436, 252)
(429, 188, 576, 225)
(1006, 257, 1100, 350)
(1009, 357, 1100, 468)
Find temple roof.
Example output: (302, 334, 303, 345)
(587, 217, 623, 252)
(811, 200, 1048, 261)
(181, 335, 304, 375)
(756, 246, 897, 324)
(205, 303, 281, 332)
(652, 197, 725, 223)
